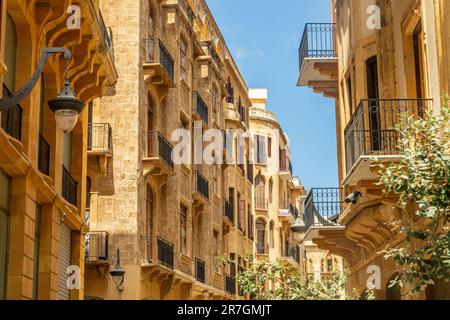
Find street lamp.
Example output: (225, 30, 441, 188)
(110, 248, 125, 292)
(0, 47, 84, 133)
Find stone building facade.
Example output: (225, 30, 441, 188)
(0, 0, 117, 299)
(248, 89, 305, 269)
(297, 0, 450, 299)
(83, 0, 285, 300)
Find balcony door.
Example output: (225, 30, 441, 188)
(366, 56, 381, 152)
(147, 95, 154, 156)
(146, 184, 153, 262)
(413, 22, 426, 118)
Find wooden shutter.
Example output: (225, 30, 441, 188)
(58, 223, 72, 300)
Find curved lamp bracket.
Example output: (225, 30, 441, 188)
(0, 47, 72, 111)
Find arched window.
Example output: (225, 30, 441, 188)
(146, 184, 154, 262)
(386, 273, 401, 300)
(268, 178, 273, 204)
(256, 218, 266, 254)
(269, 220, 274, 248)
(254, 175, 266, 210)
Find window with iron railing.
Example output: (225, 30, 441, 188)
(38, 134, 50, 176)
(157, 237, 174, 269)
(194, 171, 209, 200)
(193, 92, 209, 125)
(144, 38, 175, 82)
(344, 98, 431, 173)
(195, 258, 206, 283)
(85, 231, 109, 264)
(62, 166, 77, 206)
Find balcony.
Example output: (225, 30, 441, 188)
(200, 41, 222, 71)
(279, 149, 292, 180)
(179, 0, 195, 26)
(225, 275, 236, 295)
(85, 231, 109, 265)
(157, 237, 174, 270)
(254, 197, 268, 211)
(144, 38, 175, 90)
(193, 92, 209, 126)
(1, 86, 22, 141)
(224, 199, 235, 225)
(194, 258, 206, 284)
(38, 134, 50, 176)
(88, 123, 112, 155)
(282, 244, 300, 266)
(297, 23, 338, 98)
(62, 166, 77, 207)
(344, 98, 431, 185)
(143, 131, 174, 178)
(303, 188, 344, 242)
(193, 171, 209, 204)
(279, 203, 296, 222)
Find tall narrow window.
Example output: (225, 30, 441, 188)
(256, 218, 266, 254)
(247, 208, 253, 240)
(180, 38, 187, 81)
(268, 178, 273, 204)
(33, 205, 42, 300)
(180, 205, 187, 255)
(213, 231, 219, 272)
(238, 197, 245, 233)
(268, 137, 272, 158)
(254, 175, 265, 210)
(146, 5, 155, 62)
(146, 185, 153, 262)
(366, 56, 380, 151)
(346, 75, 353, 115)
(269, 220, 275, 249)
(413, 22, 425, 100)
(256, 135, 266, 164)
(230, 253, 236, 277)
(0, 170, 11, 300)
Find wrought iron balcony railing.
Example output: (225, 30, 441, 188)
(195, 258, 206, 284)
(344, 98, 431, 173)
(194, 171, 209, 200)
(147, 131, 174, 170)
(62, 166, 77, 206)
(225, 275, 236, 295)
(299, 23, 336, 70)
(255, 197, 268, 211)
(85, 231, 109, 264)
(193, 91, 209, 125)
(158, 237, 174, 269)
(38, 134, 50, 176)
(201, 41, 222, 68)
(285, 244, 300, 263)
(1, 86, 22, 141)
(144, 38, 175, 82)
(304, 188, 343, 228)
(88, 123, 112, 154)
(224, 199, 234, 224)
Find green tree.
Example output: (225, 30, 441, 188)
(220, 256, 362, 300)
(378, 100, 450, 295)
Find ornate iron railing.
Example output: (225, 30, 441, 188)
(158, 237, 174, 269)
(62, 166, 77, 206)
(194, 171, 209, 200)
(193, 91, 209, 125)
(304, 188, 343, 228)
(147, 131, 174, 169)
(144, 38, 175, 82)
(195, 258, 206, 283)
(344, 98, 431, 173)
(299, 23, 336, 70)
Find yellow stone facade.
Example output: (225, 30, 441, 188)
(298, 0, 450, 299)
(0, 0, 117, 300)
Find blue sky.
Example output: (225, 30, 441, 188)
(207, 0, 338, 189)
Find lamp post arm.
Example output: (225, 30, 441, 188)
(0, 47, 72, 111)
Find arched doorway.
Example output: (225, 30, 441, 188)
(254, 175, 265, 209)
